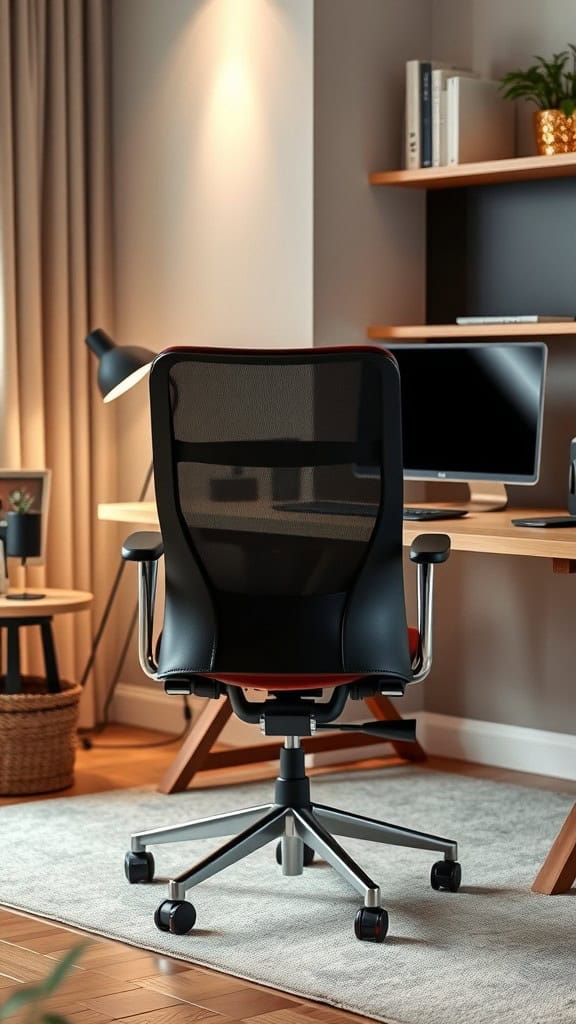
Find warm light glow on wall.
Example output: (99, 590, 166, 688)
(215, 55, 252, 112)
(114, 0, 312, 347)
(200, 0, 263, 171)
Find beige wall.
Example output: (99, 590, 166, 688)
(111, 0, 313, 357)
(109, 0, 314, 702)
(314, 0, 431, 348)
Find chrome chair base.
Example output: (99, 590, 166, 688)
(126, 786, 460, 940)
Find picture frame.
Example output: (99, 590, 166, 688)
(0, 469, 52, 566)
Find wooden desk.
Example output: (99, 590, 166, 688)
(98, 500, 576, 893)
(98, 500, 576, 567)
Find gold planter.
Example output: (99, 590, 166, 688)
(534, 109, 576, 155)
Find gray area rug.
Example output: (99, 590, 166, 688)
(1, 768, 575, 1024)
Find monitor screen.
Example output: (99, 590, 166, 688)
(357, 342, 548, 484)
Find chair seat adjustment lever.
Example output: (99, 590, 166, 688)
(316, 719, 417, 743)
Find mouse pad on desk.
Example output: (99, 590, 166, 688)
(511, 515, 576, 528)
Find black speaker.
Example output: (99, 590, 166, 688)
(568, 438, 576, 515)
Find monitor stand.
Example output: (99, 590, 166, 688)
(464, 481, 508, 513)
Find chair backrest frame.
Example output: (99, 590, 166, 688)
(149, 346, 412, 684)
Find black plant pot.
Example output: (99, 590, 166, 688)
(5, 511, 44, 600)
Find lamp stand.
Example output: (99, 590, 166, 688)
(80, 462, 153, 726)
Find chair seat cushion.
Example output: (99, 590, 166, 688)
(203, 626, 419, 690)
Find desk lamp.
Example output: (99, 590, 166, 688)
(85, 329, 157, 403)
(82, 329, 157, 720)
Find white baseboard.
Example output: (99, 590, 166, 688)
(110, 685, 576, 782)
(110, 683, 196, 734)
(109, 683, 281, 747)
(415, 711, 576, 782)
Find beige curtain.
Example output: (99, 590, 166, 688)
(0, 0, 119, 725)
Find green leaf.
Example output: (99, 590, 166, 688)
(0, 943, 88, 1020)
(40, 942, 88, 996)
(499, 45, 576, 109)
(42, 1015, 73, 1024)
(0, 981, 45, 1018)
(8, 487, 34, 512)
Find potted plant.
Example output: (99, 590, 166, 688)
(500, 46, 576, 155)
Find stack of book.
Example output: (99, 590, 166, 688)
(404, 61, 516, 168)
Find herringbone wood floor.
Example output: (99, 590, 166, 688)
(2, 726, 575, 1023)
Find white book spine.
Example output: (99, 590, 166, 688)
(433, 68, 478, 166)
(432, 69, 443, 166)
(446, 76, 458, 164)
(405, 60, 421, 169)
(439, 89, 449, 165)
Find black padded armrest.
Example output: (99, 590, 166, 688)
(409, 533, 451, 564)
(122, 531, 164, 562)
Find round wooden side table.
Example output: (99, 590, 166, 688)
(0, 588, 93, 694)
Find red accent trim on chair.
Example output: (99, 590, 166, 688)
(203, 627, 420, 690)
(158, 344, 393, 359)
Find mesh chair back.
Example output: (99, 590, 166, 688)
(150, 347, 411, 682)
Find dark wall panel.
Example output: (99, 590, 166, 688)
(427, 179, 576, 323)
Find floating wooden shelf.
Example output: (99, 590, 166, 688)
(369, 153, 576, 190)
(367, 322, 576, 340)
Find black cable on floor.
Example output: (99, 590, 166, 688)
(79, 696, 192, 750)
(78, 602, 193, 749)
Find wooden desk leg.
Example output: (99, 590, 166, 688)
(158, 691, 427, 794)
(531, 803, 576, 895)
(365, 695, 427, 762)
(158, 696, 233, 794)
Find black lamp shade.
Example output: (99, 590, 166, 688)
(85, 329, 157, 401)
(6, 511, 41, 559)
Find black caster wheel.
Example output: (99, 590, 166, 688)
(354, 906, 389, 943)
(275, 841, 315, 866)
(154, 899, 197, 935)
(431, 859, 462, 892)
(124, 850, 155, 884)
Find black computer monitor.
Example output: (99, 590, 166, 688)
(357, 341, 548, 509)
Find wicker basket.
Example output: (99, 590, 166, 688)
(0, 677, 82, 795)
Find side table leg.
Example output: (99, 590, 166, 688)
(40, 619, 60, 693)
(6, 624, 21, 694)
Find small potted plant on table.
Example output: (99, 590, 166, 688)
(5, 487, 44, 599)
(500, 45, 576, 155)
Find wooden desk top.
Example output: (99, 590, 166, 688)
(98, 501, 576, 562)
(0, 588, 93, 617)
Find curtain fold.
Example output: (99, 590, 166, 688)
(0, 0, 119, 725)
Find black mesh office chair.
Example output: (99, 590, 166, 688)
(122, 345, 460, 943)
